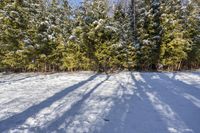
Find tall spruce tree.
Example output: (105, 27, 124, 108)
(185, 1, 200, 69)
(0, 0, 30, 71)
(113, 1, 135, 70)
(160, 0, 191, 70)
(0, 0, 199, 72)
(72, 0, 120, 72)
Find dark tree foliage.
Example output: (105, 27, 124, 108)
(0, 0, 199, 72)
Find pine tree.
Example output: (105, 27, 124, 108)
(133, 0, 152, 70)
(159, 0, 191, 70)
(113, 1, 135, 70)
(0, 0, 30, 71)
(185, 1, 200, 69)
(72, 0, 119, 72)
(50, 0, 73, 71)
(0, 0, 199, 72)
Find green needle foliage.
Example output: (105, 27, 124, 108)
(0, 0, 199, 72)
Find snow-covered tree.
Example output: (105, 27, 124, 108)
(0, 0, 30, 71)
(113, 1, 135, 70)
(184, 1, 200, 69)
(159, 0, 191, 70)
(0, 0, 199, 72)
(71, 0, 121, 72)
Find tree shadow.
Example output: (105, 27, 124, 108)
(161, 73, 200, 99)
(39, 75, 110, 132)
(172, 72, 200, 89)
(141, 73, 200, 133)
(98, 72, 168, 133)
(0, 74, 99, 132)
(0, 74, 39, 84)
(182, 93, 200, 108)
(191, 72, 200, 77)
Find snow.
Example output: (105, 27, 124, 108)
(69, 35, 77, 41)
(0, 72, 200, 133)
(105, 26, 118, 32)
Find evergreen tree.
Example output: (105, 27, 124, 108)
(113, 1, 135, 70)
(0, 0, 199, 72)
(160, 0, 191, 70)
(72, 0, 120, 72)
(185, 1, 200, 69)
(134, 0, 152, 70)
(0, 0, 30, 71)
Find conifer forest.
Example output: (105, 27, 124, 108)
(1, 1, 200, 133)
(0, 0, 199, 72)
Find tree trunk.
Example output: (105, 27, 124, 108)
(130, 0, 137, 44)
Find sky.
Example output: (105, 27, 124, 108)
(68, 0, 118, 6)
(69, 0, 83, 6)
(65, 0, 191, 7)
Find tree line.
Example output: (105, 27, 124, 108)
(0, 0, 199, 72)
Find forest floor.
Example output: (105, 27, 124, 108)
(0, 71, 200, 133)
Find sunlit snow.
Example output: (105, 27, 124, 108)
(0, 72, 200, 133)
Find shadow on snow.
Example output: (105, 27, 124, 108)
(41, 75, 110, 132)
(98, 73, 169, 133)
(0, 72, 200, 133)
(0, 74, 99, 132)
(143, 73, 200, 133)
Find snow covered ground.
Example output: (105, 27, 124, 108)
(0, 72, 200, 133)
